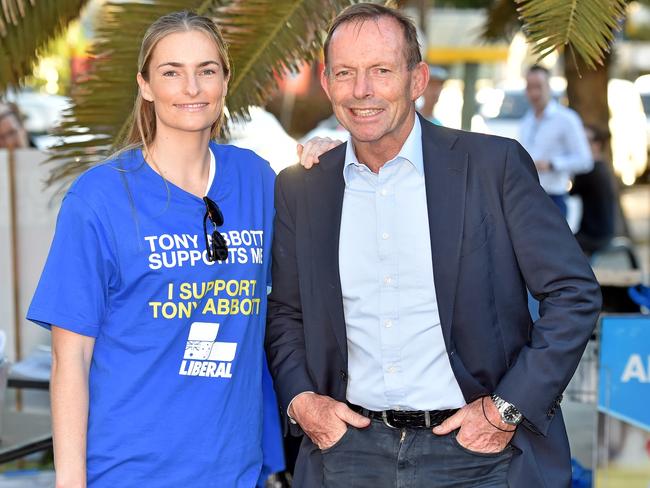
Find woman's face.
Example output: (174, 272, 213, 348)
(137, 30, 228, 139)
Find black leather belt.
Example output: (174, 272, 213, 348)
(348, 403, 458, 429)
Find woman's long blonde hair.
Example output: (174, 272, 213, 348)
(119, 11, 231, 153)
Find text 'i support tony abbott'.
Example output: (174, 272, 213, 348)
(149, 279, 261, 319)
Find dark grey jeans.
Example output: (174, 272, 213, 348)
(321, 418, 514, 488)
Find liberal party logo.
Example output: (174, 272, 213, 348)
(178, 322, 236, 378)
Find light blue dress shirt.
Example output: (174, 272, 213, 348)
(339, 116, 466, 411)
(519, 100, 592, 195)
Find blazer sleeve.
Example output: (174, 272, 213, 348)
(494, 140, 602, 436)
(265, 170, 317, 422)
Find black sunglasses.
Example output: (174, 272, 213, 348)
(203, 196, 228, 262)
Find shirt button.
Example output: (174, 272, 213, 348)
(384, 319, 393, 328)
(387, 364, 397, 373)
(384, 276, 393, 285)
(382, 232, 390, 240)
(380, 188, 388, 196)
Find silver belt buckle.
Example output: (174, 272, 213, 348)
(381, 410, 397, 428)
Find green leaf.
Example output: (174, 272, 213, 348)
(214, 0, 354, 123)
(0, 0, 90, 91)
(516, 0, 626, 69)
(47, 0, 354, 189)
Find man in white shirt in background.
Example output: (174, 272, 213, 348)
(520, 65, 592, 217)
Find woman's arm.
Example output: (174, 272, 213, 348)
(51, 326, 95, 488)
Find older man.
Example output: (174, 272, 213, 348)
(266, 4, 601, 487)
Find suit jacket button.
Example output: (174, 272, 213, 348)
(340, 370, 347, 381)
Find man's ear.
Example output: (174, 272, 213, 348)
(137, 72, 154, 102)
(320, 67, 332, 100)
(410, 61, 430, 101)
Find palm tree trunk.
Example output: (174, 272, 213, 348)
(564, 49, 629, 236)
(564, 47, 610, 131)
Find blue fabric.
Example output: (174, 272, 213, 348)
(28, 143, 283, 487)
(628, 284, 650, 308)
(257, 358, 285, 486)
(548, 193, 568, 218)
(571, 458, 592, 488)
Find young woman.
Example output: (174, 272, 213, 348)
(28, 11, 284, 487)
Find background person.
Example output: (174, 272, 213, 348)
(27, 11, 283, 487)
(266, 4, 601, 488)
(520, 65, 592, 217)
(419, 64, 448, 125)
(0, 102, 31, 148)
(571, 124, 616, 256)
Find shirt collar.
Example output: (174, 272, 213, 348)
(538, 99, 559, 119)
(343, 114, 423, 181)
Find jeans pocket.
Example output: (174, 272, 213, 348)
(450, 430, 513, 458)
(320, 427, 353, 454)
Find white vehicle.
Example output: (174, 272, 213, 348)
(633, 73, 650, 157)
(226, 106, 298, 174)
(4, 89, 71, 149)
(474, 79, 648, 185)
(608, 79, 647, 186)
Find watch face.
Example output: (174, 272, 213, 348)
(503, 406, 523, 425)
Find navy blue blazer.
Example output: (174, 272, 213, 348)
(266, 115, 602, 487)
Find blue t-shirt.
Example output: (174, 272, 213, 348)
(28, 142, 281, 487)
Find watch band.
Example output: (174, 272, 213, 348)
(491, 394, 523, 426)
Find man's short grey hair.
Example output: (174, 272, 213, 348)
(323, 3, 422, 75)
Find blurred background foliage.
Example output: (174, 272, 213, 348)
(0, 0, 639, 187)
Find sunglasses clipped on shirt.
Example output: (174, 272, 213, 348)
(203, 196, 229, 262)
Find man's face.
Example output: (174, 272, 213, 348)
(525, 70, 551, 113)
(0, 113, 28, 149)
(320, 16, 428, 157)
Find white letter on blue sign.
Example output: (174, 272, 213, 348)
(620, 354, 649, 383)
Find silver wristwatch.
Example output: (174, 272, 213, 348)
(491, 394, 523, 426)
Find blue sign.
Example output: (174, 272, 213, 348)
(598, 315, 650, 431)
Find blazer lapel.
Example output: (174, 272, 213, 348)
(305, 144, 348, 363)
(420, 117, 468, 346)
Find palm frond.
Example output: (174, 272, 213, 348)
(0, 0, 89, 91)
(516, 0, 626, 69)
(44, 0, 178, 187)
(210, 0, 353, 123)
(47, 0, 354, 189)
